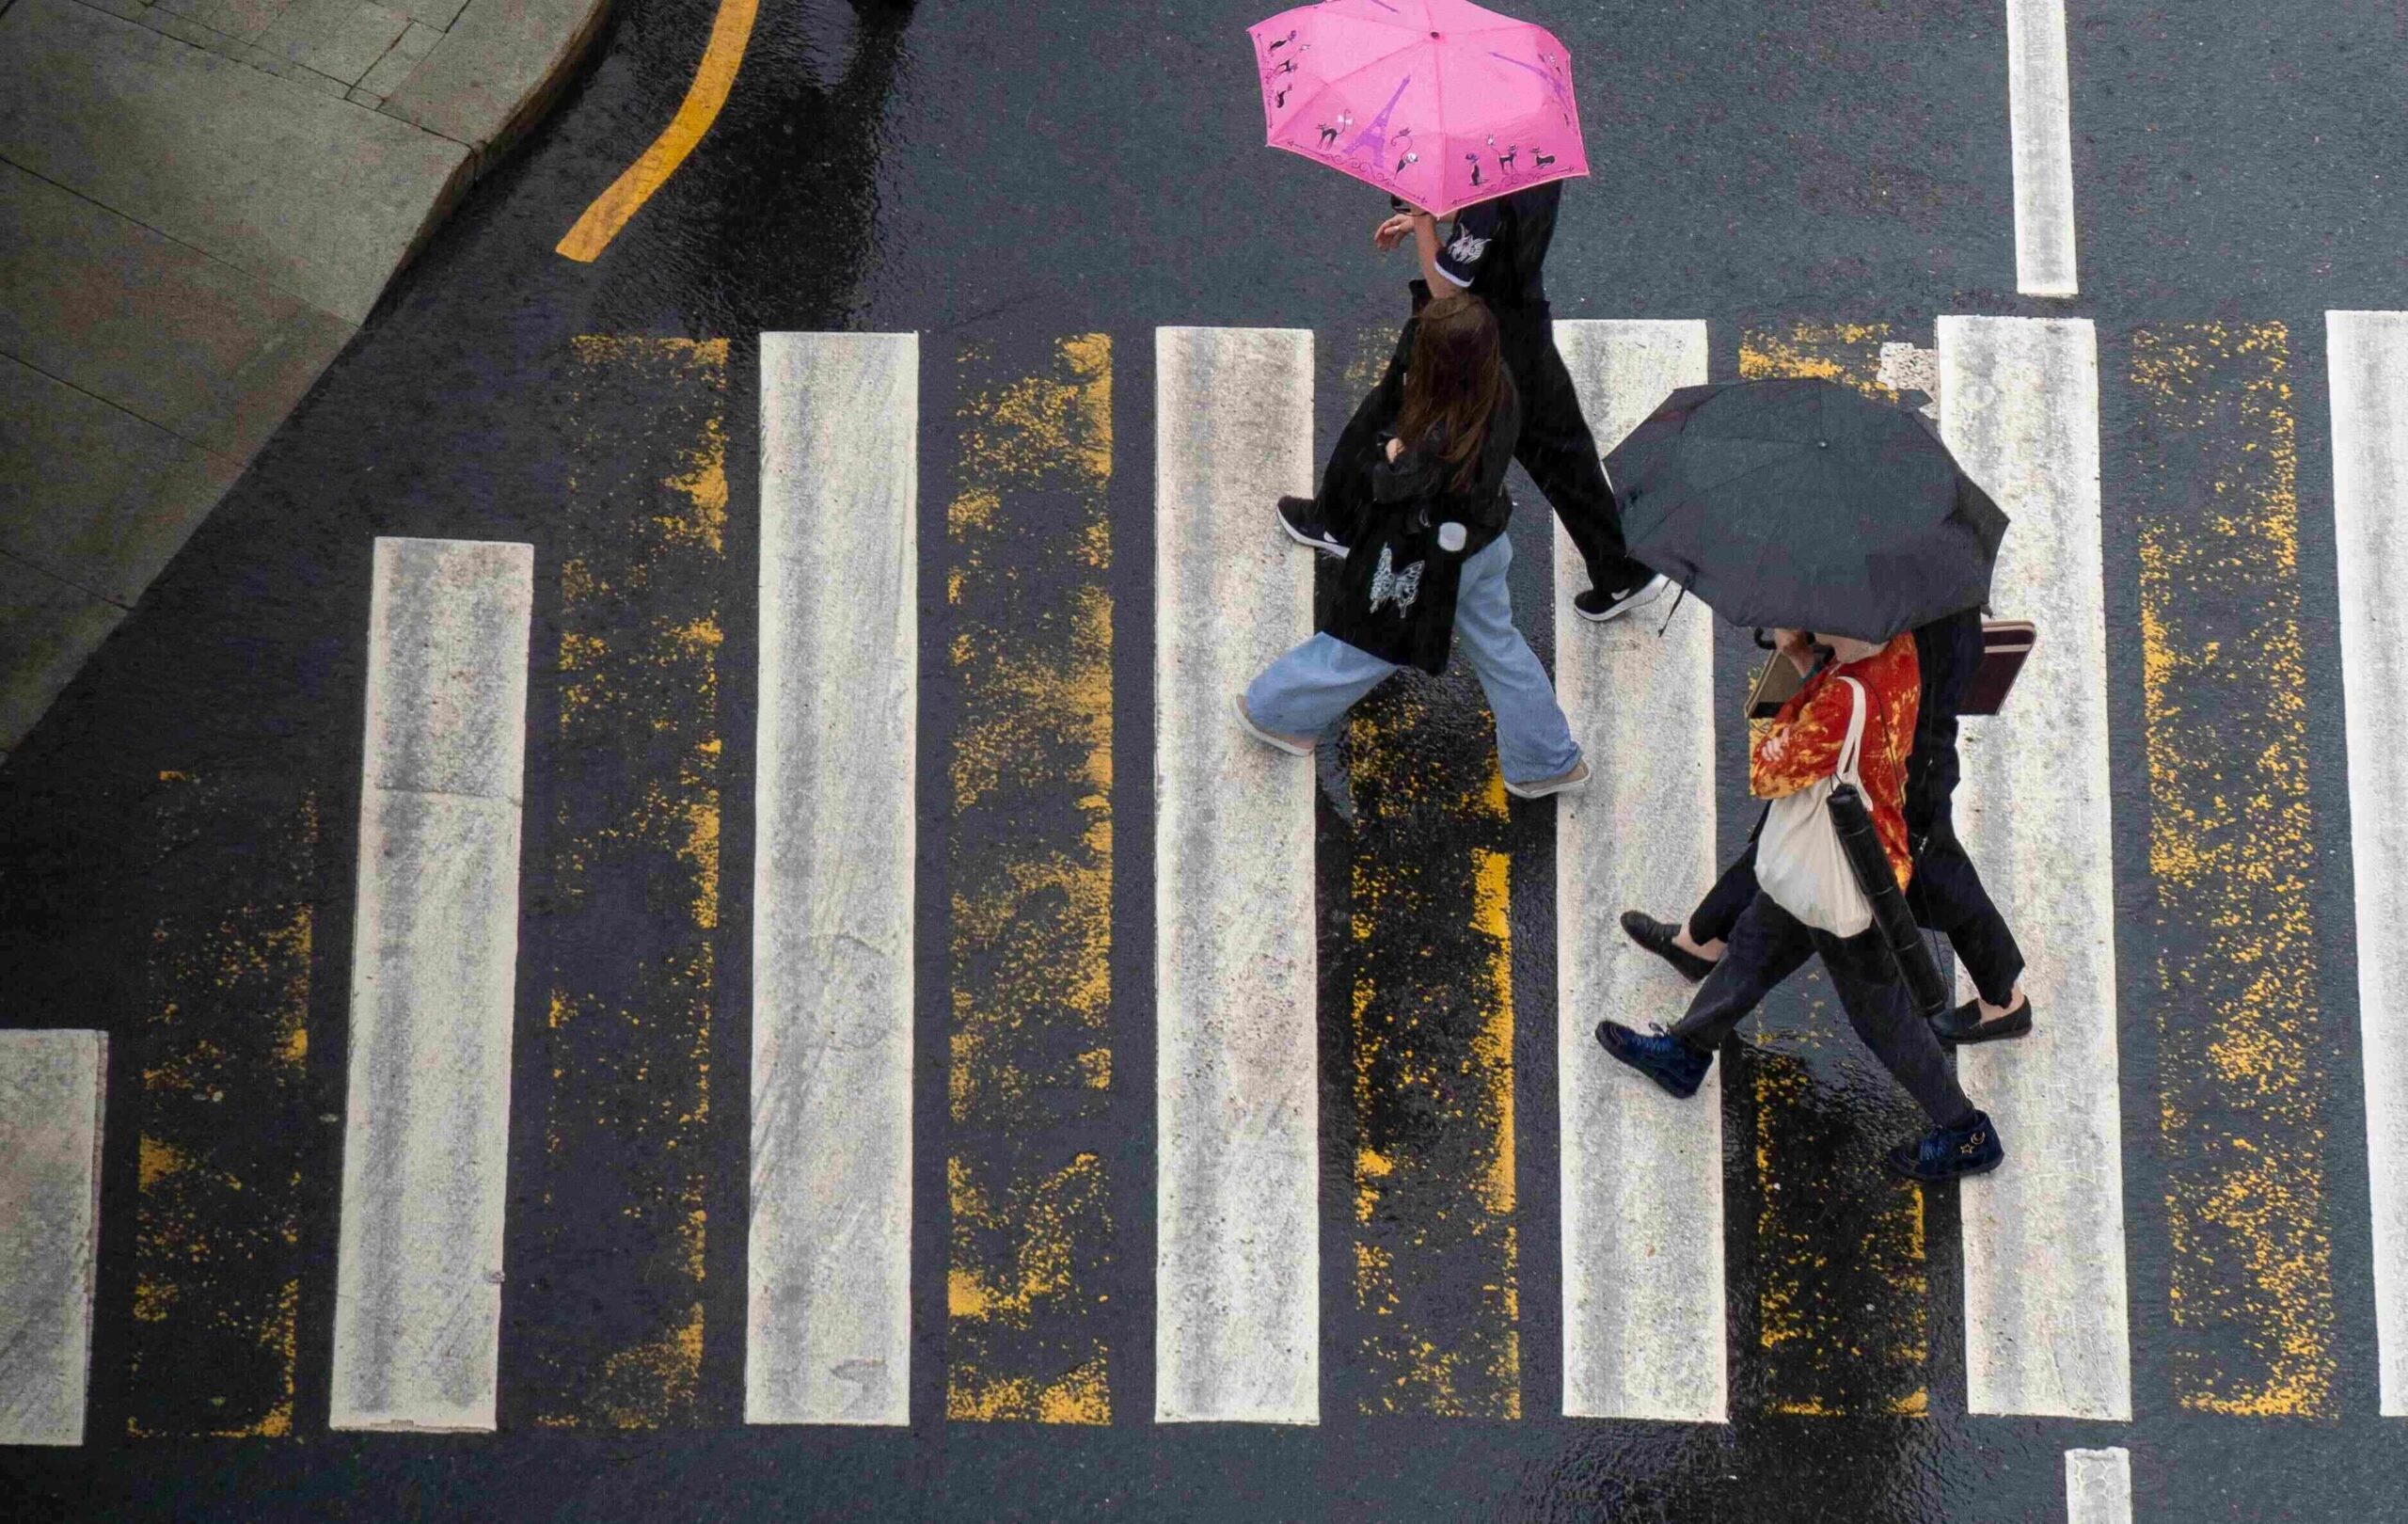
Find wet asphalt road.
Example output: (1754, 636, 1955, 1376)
(5, 0, 2408, 1517)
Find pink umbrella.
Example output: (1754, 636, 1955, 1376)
(1247, 0, 1588, 218)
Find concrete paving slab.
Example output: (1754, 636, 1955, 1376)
(143, 8, 249, 56)
(0, 357, 240, 606)
(354, 15, 435, 98)
(82, 0, 150, 22)
(0, 163, 356, 461)
(379, 0, 605, 153)
(0, 0, 470, 324)
(238, 37, 351, 97)
(380, 0, 467, 35)
(258, 0, 405, 85)
(0, 549, 126, 750)
(151, 0, 289, 45)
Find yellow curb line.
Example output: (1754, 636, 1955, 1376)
(556, 0, 761, 263)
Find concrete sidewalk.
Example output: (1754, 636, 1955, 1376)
(0, 0, 607, 758)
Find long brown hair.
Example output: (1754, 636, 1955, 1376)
(1394, 294, 1507, 494)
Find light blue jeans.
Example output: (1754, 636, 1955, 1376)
(1244, 532, 1582, 785)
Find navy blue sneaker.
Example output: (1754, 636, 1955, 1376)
(1594, 1020, 1713, 1100)
(1884, 1109, 2004, 1183)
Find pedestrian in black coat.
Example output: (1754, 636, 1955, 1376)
(1276, 183, 1671, 627)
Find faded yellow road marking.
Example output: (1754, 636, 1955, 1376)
(1736, 322, 1928, 1419)
(1344, 695, 1520, 1418)
(557, 0, 761, 262)
(130, 773, 316, 1438)
(528, 336, 725, 1428)
(2131, 321, 2335, 1417)
(947, 335, 1117, 1423)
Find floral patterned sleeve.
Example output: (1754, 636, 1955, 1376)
(1750, 674, 1854, 800)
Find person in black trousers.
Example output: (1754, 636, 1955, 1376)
(1619, 608, 2034, 1043)
(1278, 183, 1671, 626)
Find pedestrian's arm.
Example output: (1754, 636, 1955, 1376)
(1750, 684, 1848, 800)
(1409, 213, 1455, 295)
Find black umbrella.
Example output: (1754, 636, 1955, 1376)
(1605, 377, 2009, 641)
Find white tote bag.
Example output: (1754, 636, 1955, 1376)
(1755, 675, 1873, 938)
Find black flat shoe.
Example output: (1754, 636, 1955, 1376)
(1931, 992, 2034, 1046)
(1619, 910, 1717, 984)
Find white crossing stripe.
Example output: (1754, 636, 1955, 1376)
(748, 332, 919, 1426)
(1552, 319, 1725, 1423)
(2066, 1446, 2135, 1524)
(1938, 316, 2131, 1419)
(331, 536, 531, 1433)
(0, 1029, 105, 1447)
(1152, 325, 1320, 1424)
(2327, 309, 2408, 1417)
(2006, 0, 2079, 295)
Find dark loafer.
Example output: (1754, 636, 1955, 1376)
(1931, 992, 2035, 1046)
(1885, 1109, 2005, 1183)
(1619, 911, 1717, 984)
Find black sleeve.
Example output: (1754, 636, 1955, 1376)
(1434, 198, 1507, 290)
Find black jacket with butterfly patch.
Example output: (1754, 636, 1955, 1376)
(1324, 371, 1522, 675)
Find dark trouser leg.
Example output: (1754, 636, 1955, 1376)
(1907, 803, 2026, 1009)
(1687, 840, 1760, 946)
(1498, 316, 1643, 591)
(1814, 925, 1976, 1127)
(1669, 893, 1815, 1052)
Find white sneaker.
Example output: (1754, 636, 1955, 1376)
(1504, 757, 1592, 800)
(1232, 692, 1316, 755)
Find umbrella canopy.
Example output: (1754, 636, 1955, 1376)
(1605, 378, 2009, 642)
(1246, 0, 1588, 218)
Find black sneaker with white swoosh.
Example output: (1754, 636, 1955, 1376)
(1574, 571, 1672, 624)
(1276, 495, 1349, 558)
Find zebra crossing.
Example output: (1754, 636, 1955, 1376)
(1153, 326, 1319, 1424)
(748, 331, 918, 1426)
(332, 537, 533, 1434)
(5, 310, 2406, 1450)
(1550, 320, 1724, 1423)
(1939, 318, 2131, 1420)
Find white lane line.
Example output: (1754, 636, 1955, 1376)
(1938, 316, 2131, 1419)
(1552, 319, 1723, 1424)
(331, 536, 531, 1434)
(2006, 0, 2080, 295)
(748, 332, 918, 1426)
(1154, 325, 1319, 1424)
(0, 1029, 105, 1447)
(2066, 1446, 2134, 1524)
(2328, 309, 2408, 1416)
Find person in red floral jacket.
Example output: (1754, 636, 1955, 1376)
(1596, 627, 2004, 1184)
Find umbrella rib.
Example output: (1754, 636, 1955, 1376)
(1281, 40, 1426, 153)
